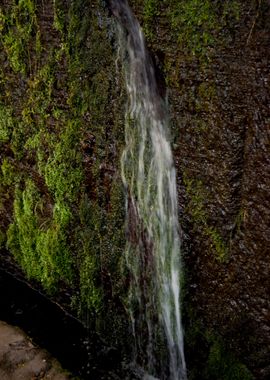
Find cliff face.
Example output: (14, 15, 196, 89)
(129, 1, 270, 379)
(0, 1, 269, 379)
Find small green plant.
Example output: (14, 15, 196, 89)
(183, 176, 208, 225)
(79, 254, 103, 313)
(0, 9, 5, 33)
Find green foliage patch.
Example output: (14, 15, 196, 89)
(184, 174, 229, 262)
(6, 179, 74, 291)
(0, 0, 124, 337)
(1, 0, 38, 73)
(143, 0, 160, 40)
(170, 0, 217, 57)
(206, 336, 253, 380)
(186, 319, 254, 380)
(0, 104, 14, 143)
(45, 120, 83, 203)
(141, 0, 240, 60)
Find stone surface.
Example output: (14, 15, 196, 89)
(0, 321, 70, 379)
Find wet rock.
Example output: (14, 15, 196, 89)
(0, 321, 70, 379)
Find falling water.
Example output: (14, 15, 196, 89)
(111, 1, 187, 379)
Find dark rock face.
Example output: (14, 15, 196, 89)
(0, 0, 269, 378)
(177, 13, 270, 380)
(127, 0, 270, 378)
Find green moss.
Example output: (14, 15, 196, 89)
(7, 181, 41, 278)
(18, 0, 35, 14)
(79, 251, 103, 313)
(184, 176, 208, 226)
(0, 9, 5, 33)
(206, 337, 253, 380)
(143, 0, 160, 40)
(170, 0, 217, 58)
(1, 0, 37, 74)
(165, 0, 241, 60)
(198, 82, 216, 99)
(1, 158, 22, 188)
(6, 179, 74, 292)
(184, 174, 229, 262)
(25, 61, 56, 119)
(234, 208, 245, 233)
(36, 226, 73, 290)
(1, 0, 125, 329)
(53, 0, 66, 34)
(0, 104, 14, 143)
(70, 195, 104, 317)
(206, 226, 228, 262)
(0, 229, 6, 249)
(45, 120, 83, 203)
(10, 121, 28, 159)
(185, 312, 253, 380)
(2, 33, 26, 73)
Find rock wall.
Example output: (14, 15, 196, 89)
(127, 1, 269, 378)
(0, 0, 269, 379)
(0, 0, 127, 345)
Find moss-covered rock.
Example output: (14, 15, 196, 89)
(0, 0, 269, 378)
(0, 0, 126, 342)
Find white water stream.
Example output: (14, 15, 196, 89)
(112, 1, 187, 378)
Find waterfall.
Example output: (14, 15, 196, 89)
(111, 1, 187, 379)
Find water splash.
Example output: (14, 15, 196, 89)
(111, 1, 187, 378)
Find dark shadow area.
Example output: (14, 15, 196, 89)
(0, 268, 122, 379)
